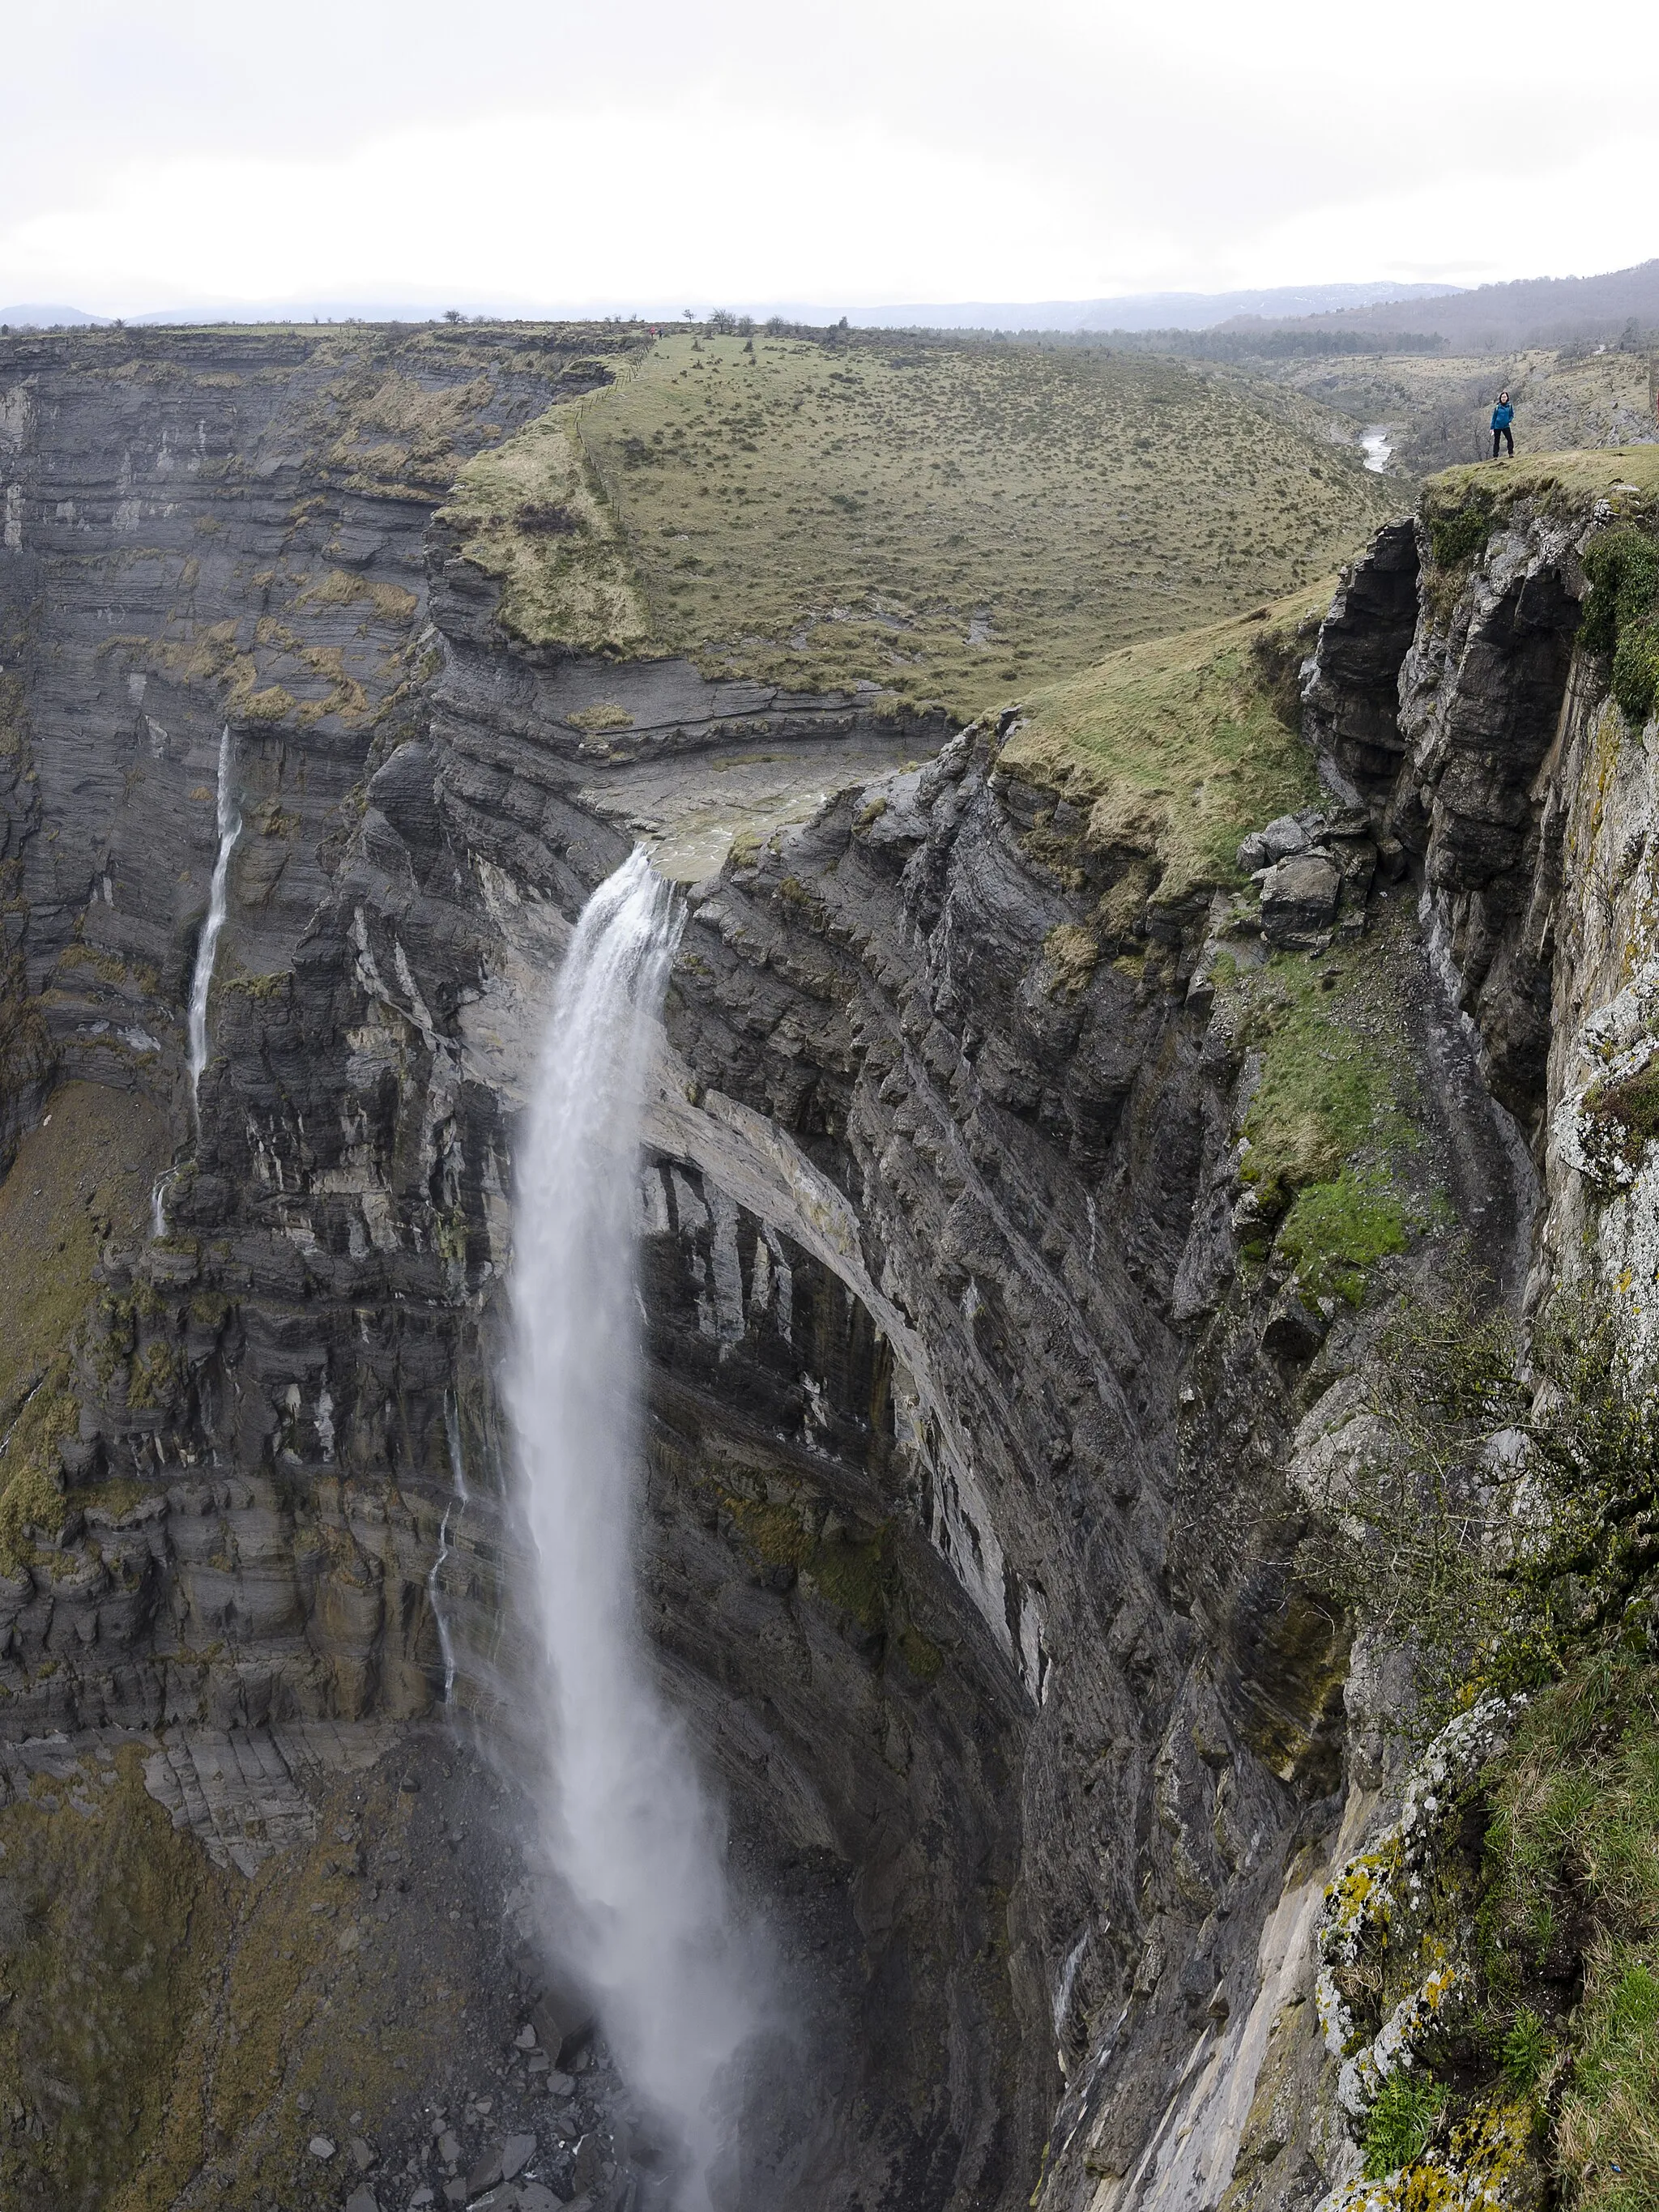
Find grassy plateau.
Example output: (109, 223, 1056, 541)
(440, 330, 1400, 716)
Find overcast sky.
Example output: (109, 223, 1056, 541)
(3, 0, 1657, 318)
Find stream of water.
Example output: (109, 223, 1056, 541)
(507, 847, 760, 2210)
(186, 724, 242, 1117)
(428, 1391, 472, 1703)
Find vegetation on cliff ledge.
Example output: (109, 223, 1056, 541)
(1222, 898, 1431, 1304)
(0, 1082, 167, 1567)
(435, 394, 652, 653)
(996, 586, 1328, 905)
(1580, 523, 1659, 727)
(1427, 443, 1659, 517)
(1303, 1286, 1659, 2207)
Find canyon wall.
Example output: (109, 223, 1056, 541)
(1, 328, 1653, 2212)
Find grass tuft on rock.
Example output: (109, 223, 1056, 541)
(1582, 1056, 1659, 1169)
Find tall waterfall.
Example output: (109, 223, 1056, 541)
(508, 848, 759, 2211)
(186, 724, 241, 1115)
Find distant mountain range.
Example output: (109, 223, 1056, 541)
(0, 302, 108, 327)
(845, 282, 1463, 331)
(1215, 258, 1659, 350)
(5, 259, 1658, 350)
(1, 281, 1460, 336)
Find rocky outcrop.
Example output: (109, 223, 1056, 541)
(1301, 515, 1422, 803)
(1303, 497, 1588, 1133)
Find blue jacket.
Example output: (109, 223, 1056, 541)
(1492, 402, 1513, 429)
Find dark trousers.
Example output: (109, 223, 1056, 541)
(1492, 424, 1513, 456)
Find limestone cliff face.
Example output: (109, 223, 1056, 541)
(2, 328, 1655, 2212)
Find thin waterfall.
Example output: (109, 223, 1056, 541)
(187, 724, 241, 1115)
(428, 1391, 471, 1704)
(507, 847, 759, 2212)
(445, 1390, 471, 1507)
(429, 1503, 459, 1703)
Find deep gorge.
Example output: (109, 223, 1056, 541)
(2, 322, 1657, 2212)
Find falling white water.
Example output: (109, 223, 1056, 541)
(186, 725, 242, 1115)
(429, 1502, 459, 1703)
(428, 1391, 471, 1703)
(445, 1389, 471, 1507)
(1361, 424, 1392, 473)
(508, 848, 759, 2212)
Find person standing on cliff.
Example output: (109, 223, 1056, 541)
(1491, 390, 1515, 458)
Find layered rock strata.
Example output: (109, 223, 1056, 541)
(2, 327, 1654, 2212)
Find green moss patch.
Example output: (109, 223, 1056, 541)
(0, 1358, 77, 1566)
(1581, 527, 1659, 658)
(0, 1753, 540, 2212)
(1236, 956, 1409, 1203)
(0, 1746, 227, 2212)
(0, 1081, 166, 1404)
(1215, 924, 1428, 1312)
(1277, 1169, 1409, 1306)
(1426, 483, 1495, 572)
(1580, 525, 1659, 727)
(717, 1477, 943, 1678)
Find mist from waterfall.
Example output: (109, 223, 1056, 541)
(186, 723, 242, 1115)
(507, 847, 761, 2212)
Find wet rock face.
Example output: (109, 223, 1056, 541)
(646, 744, 1387, 2206)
